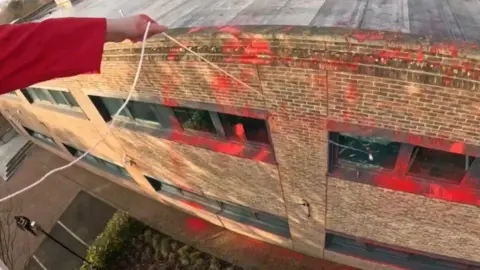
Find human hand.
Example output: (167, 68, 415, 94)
(106, 14, 167, 43)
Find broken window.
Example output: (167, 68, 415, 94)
(337, 133, 401, 169)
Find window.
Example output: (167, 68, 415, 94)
(218, 113, 270, 144)
(24, 127, 57, 147)
(325, 233, 476, 270)
(21, 88, 79, 108)
(89, 95, 163, 125)
(334, 132, 401, 169)
(172, 107, 215, 133)
(329, 132, 479, 186)
(146, 175, 290, 238)
(146, 175, 220, 211)
(219, 201, 290, 238)
(146, 176, 183, 197)
(408, 147, 475, 184)
(64, 144, 131, 180)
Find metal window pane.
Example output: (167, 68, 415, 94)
(255, 212, 289, 228)
(29, 89, 50, 102)
(84, 154, 98, 164)
(49, 90, 69, 106)
(160, 182, 183, 197)
(103, 160, 121, 173)
(101, 97, 129, 117)
(183, 191, 221, 211)
(63, 92, 79, 107)
(338, 133, 401, 169)
(221, 202, 255, 218)
(127, 101, 159, 124)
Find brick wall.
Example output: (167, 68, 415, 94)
(3, 26, 480, 267)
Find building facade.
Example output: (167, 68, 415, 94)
(2, 26, 480, 270)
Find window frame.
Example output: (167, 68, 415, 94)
(325, 232, 477, 270)
(63, 143, 132, 180)
(23, 126, 58, 148)
(89, 95, 273, 146)
(328, 131, 479, 189)
(145, 175, 290, 238)
(21, 87, 80, 110)
(405, 145, 475, 185)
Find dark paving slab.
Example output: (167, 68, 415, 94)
(33, 224, 85, 270)
(58, 190, 116, 246)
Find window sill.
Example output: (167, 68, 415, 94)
(81, 159, 134, 182)
(33, 102, 86, 119)
(329, 163, 480, 206)
(114, 119, 277, 164)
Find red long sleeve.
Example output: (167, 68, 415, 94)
(0, 18, 106, 93)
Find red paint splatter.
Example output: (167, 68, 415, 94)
(185, 217, 209, 232)
(183, 200, 204, 210)
(417, 46, 424, 62)
(345, 81, 359, 104)
(449, 142, 465, 154)
(375, 174, 418, 193)
(351, 30, 385, 43)
(375, 49, 412, 61)
(218, 26, 242, 35)
(430, 43, 459, 57)
(163, 97, 180, 107)
(188, 27, 206, 33)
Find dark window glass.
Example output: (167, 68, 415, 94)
(218, 113, 270, 144)
(84, 154, 98, 164)
(158, 182, 182, 196)
(408, 147, 473, 184)
(63, 92, 79, 107)
(127, 101, 159, 123)
(172, 107, 215, 133)
(21, 89, 34, 102)
(64, 144, 78, 156)
(255, 212, 289, 228)
(337, 133, 401, 169)
(146, 177, 163, 191)
(49, 90, 69, 106)
(30, 88, 50, 102)
(221, 202, 255, 219)
(102, 97, 129, 118)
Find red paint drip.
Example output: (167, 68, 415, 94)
(183, 200, 204, 210)
(185, 217, 209, 232)
(351, 30, 385, 43)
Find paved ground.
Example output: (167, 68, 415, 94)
(4, 145, 354, 270)
(25, 191, 116, 270)
(38, 0, 480, 43)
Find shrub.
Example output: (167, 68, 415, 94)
(81, 211, 147, 270)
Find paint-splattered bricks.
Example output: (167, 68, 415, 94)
(3, 26, 480, 269)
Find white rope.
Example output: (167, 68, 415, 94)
(0, 23, 151, 203)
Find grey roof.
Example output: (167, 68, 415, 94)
(38, 0, 480, 43)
